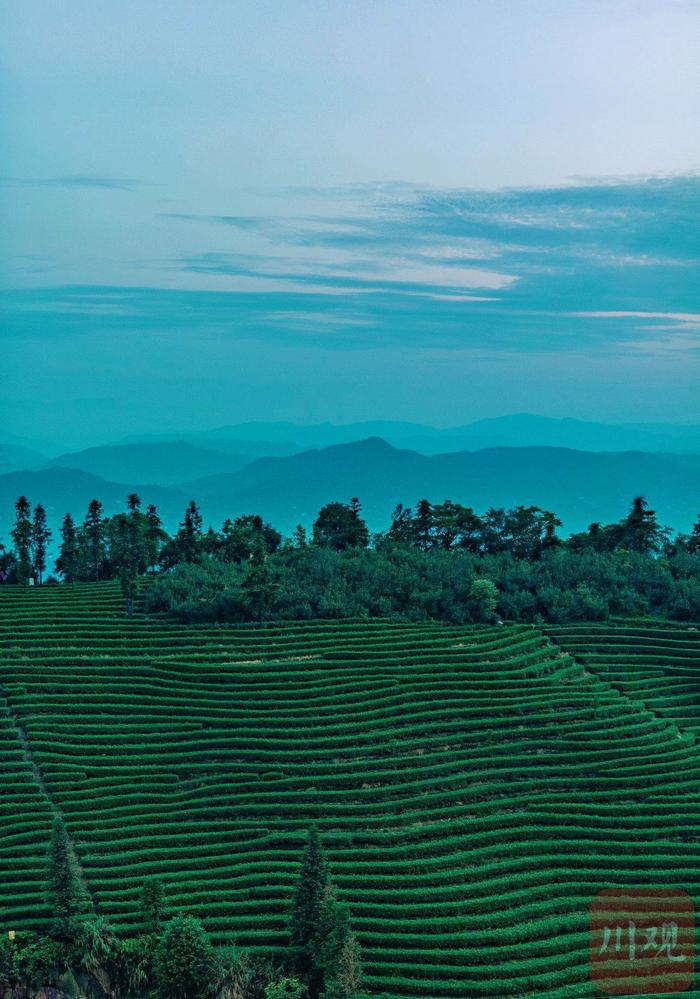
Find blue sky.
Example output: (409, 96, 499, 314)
(1, 1, 699, 448)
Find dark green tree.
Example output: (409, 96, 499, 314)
(162, 501, 204, 567)
(414, 499, 433, 551)
(144, 504, 167, 573)
(83, 499, 106, 581)
(313, 501, 369, 552)
(110, 514, 139, 616)
(687, 515, 700, 554)
(621, 496, 669, 554)
(219, 514, 282, 564)
(140, 877, 165, 936)
(152, 913, 216, 999)
(242, 535, 278, 624)
(290, 829, 331, 988)
(31, 503, 51, 585)
(11, 496, 32, 584)
(56, 513, 78, 583)
(46, 817, 83, 934)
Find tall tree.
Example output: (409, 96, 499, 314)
(46, 817, 83, 934)
(290, 829, 331, 987)
(144, 504, 166, 573)
(31, 503, 51, 585)
(11, 496, 32, 584)
(313, 894, 362, 999)
(687, 514, 700, 554)
(312, 501, 369, 551)
(161, 500, 204, 567)
(140, 877, 165, 936)
(112, 515, 139, 616)
(242, 534, 277, 624)
(414, 499, 433, 551)
(56, 513, 78, 583)
(622, 496, 668, 554)
(83, 499, 106, 582)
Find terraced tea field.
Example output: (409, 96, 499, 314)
(1, 584, 699, 997)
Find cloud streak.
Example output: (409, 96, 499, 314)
(1, 175, 138, 191)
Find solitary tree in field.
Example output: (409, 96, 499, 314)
(57, 512, 78, 583)
(290, 829, 331, 991)
(46, 817, 84, 935)
(11, 495, 33, 584)
(83, 499, 106, 581)
(31, 503, 51, 584)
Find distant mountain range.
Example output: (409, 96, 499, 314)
(111, 414, 700, 456)
(1, 438, 698, 550)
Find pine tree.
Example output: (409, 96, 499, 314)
(31, 503, 51, 585)
(144, 504, 165, 573)
(688, 515, 700, 554)
(46, 817, 83, 933)
(84, 499, 105, 581)
(290, 829, 331, 985)
(11, 496, 32, 584)
(622, 496, 668, 554)
(57, 512, 78, 583)
(414, 499, 433, 551)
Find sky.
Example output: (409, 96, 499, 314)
(1, 0, 699, 450)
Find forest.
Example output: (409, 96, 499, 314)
(1, 493, 699, 624)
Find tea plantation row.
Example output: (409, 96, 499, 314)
(0, 583, 699, 997)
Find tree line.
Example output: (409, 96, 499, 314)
(1, 493, 699, 623)
(1, 823, 362, 999)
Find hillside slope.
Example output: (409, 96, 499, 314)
(0, 584, 699, 998)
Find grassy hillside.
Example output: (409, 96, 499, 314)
(0, 585, 699, 997)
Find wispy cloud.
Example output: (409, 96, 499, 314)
(1, 175, 138, 191)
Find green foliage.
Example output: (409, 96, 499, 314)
(46, 817, 85, 933)
(290, 828, 331, 983)
(11, 495, 33, 584)
(57, 512, 78, 583)
(140, 876, 165, 936)
(152, 913, 217, 999)
(266, 978, 308, 999)
(31, 503, 51, 584)
(468, 577, 499, 622)
(313, 500, 369, 551)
